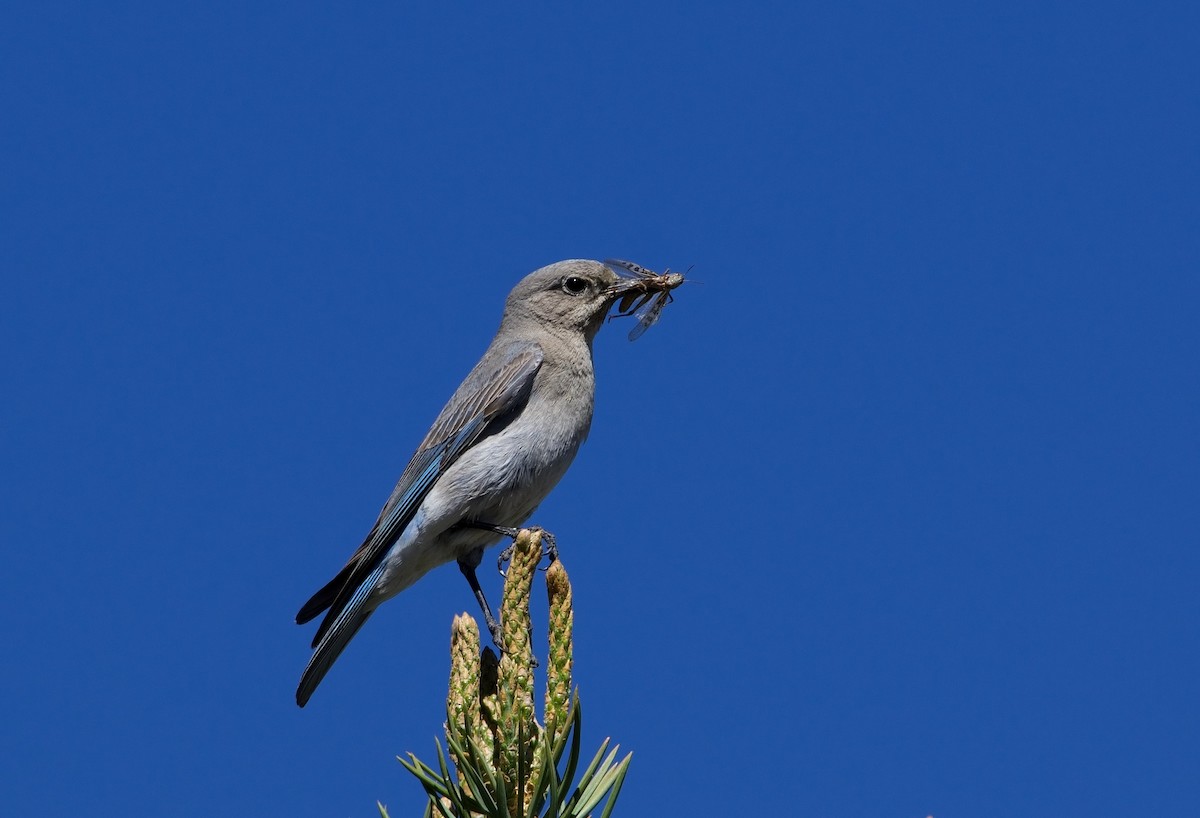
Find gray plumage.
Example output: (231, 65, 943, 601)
(295, 259, 648, 707)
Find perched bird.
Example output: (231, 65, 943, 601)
(295, 259, 672, 707)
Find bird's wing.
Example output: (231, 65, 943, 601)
(295, 340, 544, 633)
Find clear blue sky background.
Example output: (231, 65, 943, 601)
(3, 3, 1197, 816)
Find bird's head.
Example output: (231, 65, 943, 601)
(502, 259, 648, 342)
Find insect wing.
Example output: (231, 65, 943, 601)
(604, 258, 657, 280)
(608, 291, 653, 325)
(618, 291, 641, 315)
(628, 291, 668, 341)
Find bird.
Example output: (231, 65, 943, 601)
(295, 259, 667, 707)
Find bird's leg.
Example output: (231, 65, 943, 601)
(457, 554, 505, 651)
(463, 522, 522, 539)
(453, 521, 519, 576)
(458, 521, 559, 573)
(457, 524, 557, 669)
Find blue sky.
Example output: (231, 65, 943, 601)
(3, 2, 1198, 815)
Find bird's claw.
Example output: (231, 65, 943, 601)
(497, 544, 514, 578)
(540, 530, 558, 566)
(492, 526, 557, 574)
(482, 615, 539, 667)
(484, 617, 507, 653)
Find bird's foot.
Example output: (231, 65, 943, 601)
(539, 529, 559, 565)
(483, 613, 507, 654)
(464, 522, 555, 575)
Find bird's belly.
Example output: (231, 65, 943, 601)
(395, 411, 585, 569)
(374, 381, 591, 598)
(433, 416, 582, 532)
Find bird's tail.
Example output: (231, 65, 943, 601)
(295, 561, 354, 626)
(295, 566, 382, 707)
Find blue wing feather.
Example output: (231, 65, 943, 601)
(296, 562, 385, 706)
(296, 341, 543, 660)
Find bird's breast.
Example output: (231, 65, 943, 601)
(421, 355, 595, 537)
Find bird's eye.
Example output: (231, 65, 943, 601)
(561, 276, 589, 295)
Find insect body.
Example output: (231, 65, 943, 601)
(604, 259, 687, 341)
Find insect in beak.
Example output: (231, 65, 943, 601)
(603, 259, 687, 341)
